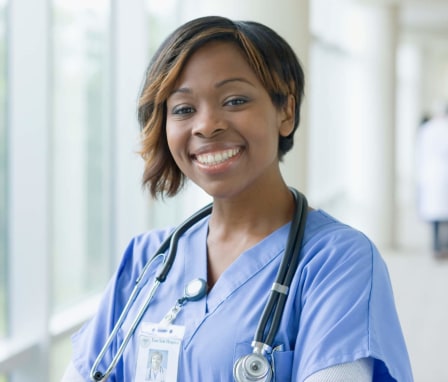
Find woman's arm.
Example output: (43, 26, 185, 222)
(304, 358, 373, 382)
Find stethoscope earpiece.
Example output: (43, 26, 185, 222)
(233, 353, 272, 382)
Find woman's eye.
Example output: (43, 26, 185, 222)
(172, 105, 195, 115)
(225, 97, 247, 106)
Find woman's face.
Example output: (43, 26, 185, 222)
(166, 41, 293, 200)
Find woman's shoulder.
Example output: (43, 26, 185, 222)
(118, 216, 210, 278)
(112, 226, 176, 280)
(303, 209, 380, 269)
(132, 226, 176, 250)
(306, 209, 373, 246)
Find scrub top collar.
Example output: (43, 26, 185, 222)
(179, 217, 293, 314)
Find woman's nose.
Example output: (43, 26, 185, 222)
(192, 109, 226, 138)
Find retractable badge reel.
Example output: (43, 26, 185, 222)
(159, 278, 207, 327)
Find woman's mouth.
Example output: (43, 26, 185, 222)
(194, 148, 241, 166)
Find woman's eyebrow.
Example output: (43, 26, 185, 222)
(169, 87, 191, 96)
(169, 77, 256, 96)
(215, 77, 256, 88)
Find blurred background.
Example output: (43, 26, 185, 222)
(1, 0, 447, 380)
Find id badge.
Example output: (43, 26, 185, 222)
(134, 322, 185, 382)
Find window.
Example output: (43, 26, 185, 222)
(1, 1, 191, 380)
(145, 0, 179, 56)
(51, 0, 111, 311)
(0, 0, 8, 340)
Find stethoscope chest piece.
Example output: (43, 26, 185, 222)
(233, 352, 272, 382)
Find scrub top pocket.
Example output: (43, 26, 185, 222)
(272, 348, 293, 381)
(234, 342, 293, 381)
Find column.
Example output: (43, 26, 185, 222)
(345, 3, 398, 248)
(112, 0, 151, 257)
(8, 0, 50, 380)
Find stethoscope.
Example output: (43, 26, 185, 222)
(90, 188, 308, 382)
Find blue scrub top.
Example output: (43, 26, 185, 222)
(72, 209, 413, 381)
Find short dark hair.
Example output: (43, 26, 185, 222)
(138, 16, 305, 198)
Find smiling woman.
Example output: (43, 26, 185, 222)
(63, 15, 413, 382)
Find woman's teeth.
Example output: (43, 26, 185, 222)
(196, 148, 240, 165)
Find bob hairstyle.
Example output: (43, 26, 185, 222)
(138, 15, 305, 198)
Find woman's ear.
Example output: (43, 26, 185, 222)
(279, 94, 295, 137)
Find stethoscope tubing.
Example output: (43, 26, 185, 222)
(155, 203, 213, 282)
(90, 203, 213, 381)
(91, 278, 162, 381)
(254, 188, 308, 348)
(90, 190, 307, 381)
(90, 253, 163, 381)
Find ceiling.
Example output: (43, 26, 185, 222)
(401, 2, 448, 33)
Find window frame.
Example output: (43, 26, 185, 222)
(0, 0, 152, 380)
(0, 0, 9, 345)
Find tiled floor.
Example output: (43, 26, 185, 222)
(383, 248, 448, 381)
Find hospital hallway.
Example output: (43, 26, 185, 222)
(361, 196, 448, 381)
(382, 247, 448, 381)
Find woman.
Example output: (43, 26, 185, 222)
(62, 16, 413, 381)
